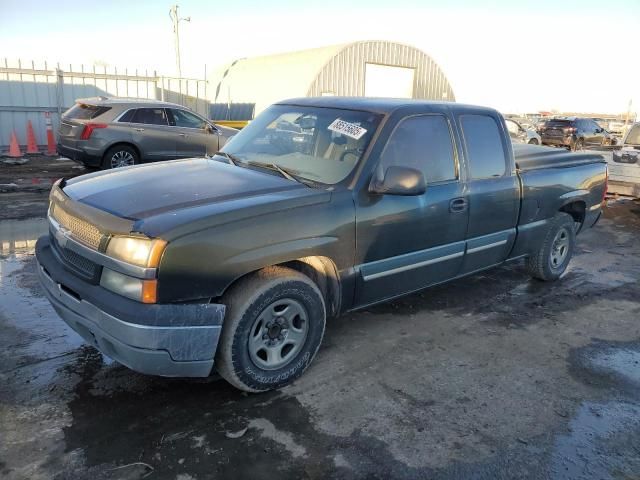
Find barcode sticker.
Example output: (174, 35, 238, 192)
(328, 119, 367, 140)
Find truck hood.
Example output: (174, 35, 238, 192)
(62, 158, 331, 237)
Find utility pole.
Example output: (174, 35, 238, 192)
(169, 5, 190, 78)
(624, 99, 632, 128)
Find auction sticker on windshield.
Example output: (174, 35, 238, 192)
(328, 119, 367, 140)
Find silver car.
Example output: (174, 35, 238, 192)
(57, 97, 238, 169)
(505, 118, 542, 145)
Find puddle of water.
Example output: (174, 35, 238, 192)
(591, 349, 640, 384)
(550, 401, 640, 480)
(0, 218, 88, 376)
(0, 254, 86, 371)
(0, 217, 48, 255)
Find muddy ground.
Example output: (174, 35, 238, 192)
(0, 175, 639, 479)
(0, 156, 85, 221)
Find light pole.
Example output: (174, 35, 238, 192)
(169, 5, 190, 78)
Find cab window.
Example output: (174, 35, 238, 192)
(378, 115, 457, 184)
(460, 114, 507, 179)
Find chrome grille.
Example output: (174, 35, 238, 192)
(50, 203, 103, 249)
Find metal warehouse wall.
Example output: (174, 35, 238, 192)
(0, 59, 209, 152)
(209, 41, 455, 119)
(308, 41, 455, 101)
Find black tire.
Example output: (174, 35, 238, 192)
(102, 144, 139, 170)
(525, 212, 576, 281)
(215, 266, 326, 392)
(528, 138, 539, 145)
(572, 138, 584, 152)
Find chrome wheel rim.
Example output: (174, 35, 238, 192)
(248, 298, 309, 370)
(550, 228, 570, 268)
(110, 151, 135, 168)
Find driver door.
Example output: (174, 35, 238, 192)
(170, 108, 220, 157)
(354, 114, 468, 307)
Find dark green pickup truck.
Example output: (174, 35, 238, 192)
(36, 98, 608, 392)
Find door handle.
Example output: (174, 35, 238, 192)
(178, 133, 186, 137)
(449, 198, 468, 213)
(134, 128, 145, 132)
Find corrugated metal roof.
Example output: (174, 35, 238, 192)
(209, 41, 454, 117)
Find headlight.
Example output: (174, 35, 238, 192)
(100, 268, 157, 303)
(106, 236, 167, 268)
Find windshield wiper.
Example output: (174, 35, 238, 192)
(213, 151, 242, 166)
(246, 161, 314, 187)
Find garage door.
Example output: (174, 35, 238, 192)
(364, 64, 415, 98)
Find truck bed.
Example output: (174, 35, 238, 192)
(513, 143, 605, 171)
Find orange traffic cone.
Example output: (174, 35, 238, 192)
(26, 120, 39, 154)
(45, 113, 56, 156)
(8, 131, 23, 158)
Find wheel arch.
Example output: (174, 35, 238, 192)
(559, 199, 586, 232)
(219, 256, 342, 318)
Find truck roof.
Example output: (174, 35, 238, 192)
(276, 97, 497, 115)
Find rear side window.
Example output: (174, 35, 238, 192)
(63, 103, 111, 120)
(131, 108, 169, 126)
(379, 115, 457, 183)
(460, 114, 507, 179)
(117, 109, 136, 123)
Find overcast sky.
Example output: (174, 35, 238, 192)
(1, 0, 638, 115)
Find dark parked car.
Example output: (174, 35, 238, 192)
(57, 97, 238, 169)
(539, 117, 614, 150)
(36, 98, 607, 392)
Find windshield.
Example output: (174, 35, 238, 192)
(625, 124, 640, 145)
(220, 105, 382, 185)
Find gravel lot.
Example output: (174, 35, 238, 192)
(0, 161, 639, 479)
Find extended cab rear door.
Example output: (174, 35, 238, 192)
(456, 113, 519, 274)
(353, 111, 468, 307)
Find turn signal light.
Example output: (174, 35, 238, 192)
(80, 123, 108, 140)
(141, 280, 158, 304)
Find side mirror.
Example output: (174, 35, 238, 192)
(369, 166, 426, 196)
(205, 123, 217, 134)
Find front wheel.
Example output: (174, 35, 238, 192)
(528, 138, 539, 145)
(525, 212, 576, 281)
(215, 266, 326, 392)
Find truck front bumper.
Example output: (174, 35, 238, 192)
(36, 237, 225, 377)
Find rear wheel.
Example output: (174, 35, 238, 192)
(102, 145, 139, 169)
(572, 138, 584, 151)
(215, 266, 326, 392)
(528, 138, 539, 145)
(525, 212, 576, 281)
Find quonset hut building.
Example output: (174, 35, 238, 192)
(210, 40, 455, 122)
